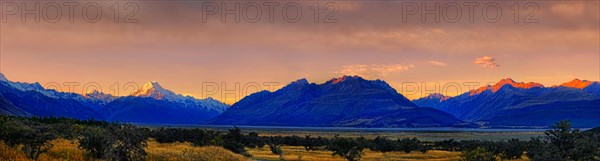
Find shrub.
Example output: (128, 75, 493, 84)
(221, 127, 249, 156)
(370, 136, 397, 152)
(460, 147, 494, 161)
(398, 137, 423, 153)
(527, 120, 600, 161)
(499, 139, 525, 160)
(327, 137, 365, 161)
(243, 132, 264, 148)
(78, 124, 149, 161)
(78, 126, 112, 159)
(0, 140, 28, 160)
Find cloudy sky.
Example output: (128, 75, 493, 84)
(1, 1, 598, 104)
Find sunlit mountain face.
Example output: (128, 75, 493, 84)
(414, 78, 600, 127)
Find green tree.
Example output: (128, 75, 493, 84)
(106, 125, 149, 161)
(20, 126, 56, 160)
(528, 120, 600, 161)
(78, 126, 113, 159)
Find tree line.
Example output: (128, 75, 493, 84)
(1, 115, 599, 161)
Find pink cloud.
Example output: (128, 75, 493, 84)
(474, 56, 499, 68)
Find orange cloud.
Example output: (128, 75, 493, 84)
(551, 3, 585, 18)
(336, 64, 414, 78)
(428, 60, 448, 67)
(474, 56, 499, 68)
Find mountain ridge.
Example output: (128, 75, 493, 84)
(0, 73, 229, 123)
(208, 75, 464, 127)
(413, 78, 600, 127)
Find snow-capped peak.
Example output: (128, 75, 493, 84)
(129, 81, 229, 111)
(0, 73, 8, 82)
(560, 78, 595, 89)
(423, 93, 450, 101)
(83, 89, 116, 103)
(84, 89, 101, 95)
(130, 81, 179, 100)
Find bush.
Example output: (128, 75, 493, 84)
(327, 137, 365, 161)
(461, 147, 494, 161)
(78, 126, 111, 159)
(0, 116, 56, 160)
(370, 136, 397, 152)
(106, 124, 149, 161)
(499, 139, 525, 160)
(221, 127, 249, 156)
(527, 120, 600, 161)
(78, 124, 149, 161)
(243, 132, 264, 148)
(398, 137, 422, 153)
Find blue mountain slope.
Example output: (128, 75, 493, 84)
(584, 82, 600, 96)
(0, 73, 229, 123)
(489, 99, 600, 128)
(208, 76, 465, 127)
(413, 93, 448, 108)
(414, 78, 600, 127)
(99, 97, 222, 124)
(0, 92, 30, 116)
(0, 80, 101, 120)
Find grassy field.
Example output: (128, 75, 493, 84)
(252, 131, 543, 141)
(248, 146, 530, 161)
(139, 125, 544, 141)
(1, 138, 531, 161)
(248, 146, 462, 161)
(147, 125, 545, 141)
(1, 139, 248, 161)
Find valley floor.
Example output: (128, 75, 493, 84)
(143, 125, 545, 141)
(1, 139, 530, 161)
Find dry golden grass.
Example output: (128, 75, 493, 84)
(146, 141, 249, 161)
(248, 146, 463, 161)
(1, 139, 528, 161)
(0, 139, 87, 161)
(248, 146, 531, 161)
(1, 139, 247, 161)
(39, 139, 87, 161)
(0, 140, 28, 161)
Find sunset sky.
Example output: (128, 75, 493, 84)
(1, 1, 598, 104)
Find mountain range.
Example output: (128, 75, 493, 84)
(413, 78, 600, 128)
(208, 76, 467, 127)
(0, 73, 228, 123)
(1, 72, 599, 128)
